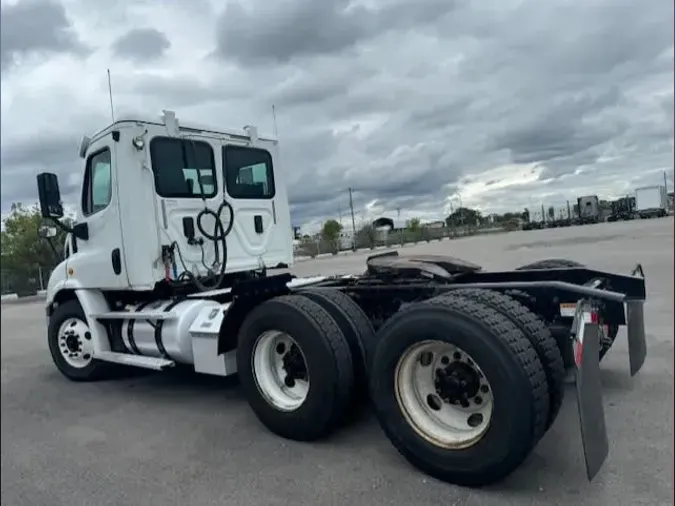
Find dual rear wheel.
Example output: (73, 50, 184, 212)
(237, 287, 564, 487)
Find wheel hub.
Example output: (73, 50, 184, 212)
(435, 361, 481, 407)
(281, 344, 308, 385)
(252, 330, 310, 412)
(57, 318, 94, 369)
(65, 332, 81, 353)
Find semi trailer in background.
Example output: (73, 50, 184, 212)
(635, 185, 668, 219)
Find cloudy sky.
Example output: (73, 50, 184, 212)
(1, 0, 672, 232)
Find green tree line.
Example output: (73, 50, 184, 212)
(1, 204, 69, 294)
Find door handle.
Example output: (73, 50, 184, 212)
(254, 215, 263, 234)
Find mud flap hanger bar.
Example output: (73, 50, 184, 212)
(571, 294, 647, 483)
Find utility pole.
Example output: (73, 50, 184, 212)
(348, 187, 357, 251)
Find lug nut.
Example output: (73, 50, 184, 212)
(480, 385, 489, 394)
(453, 352, 461, 361)
(440, 356, 450, 365)
(474, 396, 482, 405)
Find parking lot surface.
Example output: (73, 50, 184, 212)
(1, 218, 672, 506)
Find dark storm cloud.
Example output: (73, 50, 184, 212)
(111, 28, 171, 62)
(1, 135, 82, 208)
(491, 88, 626, 165)
(0, 109, 109, 211)
(0, 0, 89, 72)
(213, 0, 459, 65)
(1, 0, 672, 227)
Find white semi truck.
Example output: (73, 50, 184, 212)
(37, 111, 648, 487)
(635, 185, 668, 219)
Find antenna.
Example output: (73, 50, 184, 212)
(107, 69, 115, 123)
(272, 104, 278, 138)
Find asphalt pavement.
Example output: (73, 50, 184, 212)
(1, 218, 672, 506)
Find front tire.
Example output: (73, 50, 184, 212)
(369, 295, 548, 487)
(48, 300, 115, 381)
(236, 295, 355, 441)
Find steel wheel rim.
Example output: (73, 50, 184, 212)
(252, 330, 310, 412)
(57, 318, 94, 369)
(395, 339, 493, 449)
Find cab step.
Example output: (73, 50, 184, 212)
(95, 351, 175, 370)
(91, 311, 177, 321)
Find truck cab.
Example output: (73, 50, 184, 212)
(40, 111, 293, 298)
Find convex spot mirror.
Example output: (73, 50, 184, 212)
(38, 226, 58, 238)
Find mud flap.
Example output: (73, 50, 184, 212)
(571, 302, 609, 481)
(626, 263, 647, 376)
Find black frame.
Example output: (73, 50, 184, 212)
(82, 147, 112, 217)
(149, 137, 217, 199)
(222, 145, 276, 199)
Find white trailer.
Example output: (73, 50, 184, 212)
(35, 111, 648, 488)
(635, 185, 668, 219)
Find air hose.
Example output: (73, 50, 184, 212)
(170, 200, 234, 292)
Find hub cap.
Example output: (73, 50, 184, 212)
(252, 331, 310, 412)
(395, 340, 493, 449)
(57, 318, 94, 369)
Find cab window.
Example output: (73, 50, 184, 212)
(150, 137, 217, 198)
(82, 148, 112, 216)
(223, 146, 275, 199)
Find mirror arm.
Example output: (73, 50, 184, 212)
(45, 237, 60, 258)
(49, 217, 89, 241)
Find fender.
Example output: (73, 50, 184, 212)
(216, 273, 293, 355)
(46, 274, 113, 357)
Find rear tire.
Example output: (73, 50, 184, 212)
(369, 295, 548, 487)
(299, 288, 376, 400)
(515, 258, 584, 270)
(515, 258, 619, 362)
(48, 300, 116, 382)
(236, 295, 355, 441)
(447, 289, 565, 431)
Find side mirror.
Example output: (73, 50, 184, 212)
(37, 172, 64, 219)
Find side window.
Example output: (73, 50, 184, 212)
(149, 137, 217, 198)
(82, 148, 112, 216)
(223, 146, 275, 199)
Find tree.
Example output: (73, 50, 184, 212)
(1, 203, 70, 294)
(406, 217, 421, 232)
(320, 219, 343, 253)
(522, 208, 530, 222)
(406, 217, 422, 241)
(547, 206, 555, 221)
(355, 224, 377, 249)
(445, 207, 481, 228)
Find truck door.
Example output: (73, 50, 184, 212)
(222, 144, 289, 271)
(68, 137, 129, 288)
(148, 136, 219, 279)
